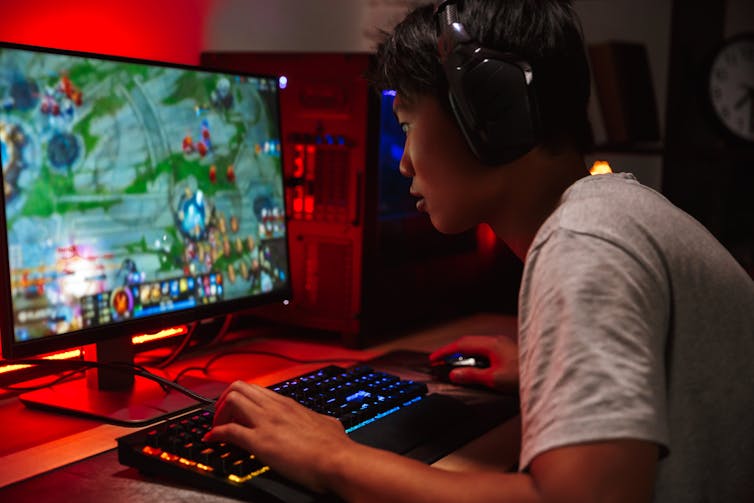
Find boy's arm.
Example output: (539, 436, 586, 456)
(206, 381, 657, 503)
(325, 438, 657, 503)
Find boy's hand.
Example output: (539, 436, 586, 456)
(203, 380, 354, 493)
(429, 335, 519, 392)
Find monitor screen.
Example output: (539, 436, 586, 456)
(0, 42, 291, 360)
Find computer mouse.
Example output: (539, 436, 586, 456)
(429, 352, 490, 382)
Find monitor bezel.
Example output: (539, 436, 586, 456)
(0, 41, 292, 360)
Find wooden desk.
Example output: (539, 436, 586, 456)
(0, 313, 520, 500)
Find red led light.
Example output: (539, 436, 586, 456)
(293, 198, 304, 214)
(304, 196, 315, 215)
(293, 145, 305, 177)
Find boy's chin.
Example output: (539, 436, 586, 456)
(429, 216, 476, 235)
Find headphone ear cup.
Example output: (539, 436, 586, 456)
(445, 49, 539, 165)
(436, 0, 539, 164)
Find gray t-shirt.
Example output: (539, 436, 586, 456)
(517, 173, 754, 502)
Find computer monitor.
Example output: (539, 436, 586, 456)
(0, 41, 291, 424)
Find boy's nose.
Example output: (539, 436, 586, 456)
(398, 151, 414, 178)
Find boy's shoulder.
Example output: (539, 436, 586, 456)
(532, 172, 682, 252)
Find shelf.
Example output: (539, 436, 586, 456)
(590, 142, 664, 155)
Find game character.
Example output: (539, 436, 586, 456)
(60, 99, 75, 122)
(40, 88, 60, 116)
(139, 284, 150, 305)
(116, 258, 140, 286)
(110, 288, 131, 318)
(197, 141, 208, 157)
(150, 283, 161, 302)
(201, 119, 211, 142)
(182, 135, 195, 154)
(58, 74, 82, 106)
(271, 207, 283, 234)
(211, 77, 233, 109)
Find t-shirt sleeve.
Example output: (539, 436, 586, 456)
(517, 227, 671, 471)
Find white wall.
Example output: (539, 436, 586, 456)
(205, 0, 426, 53)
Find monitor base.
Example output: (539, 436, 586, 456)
(19, 374, 227, 427)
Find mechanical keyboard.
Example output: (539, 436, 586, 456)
(117, 364, 479, 503)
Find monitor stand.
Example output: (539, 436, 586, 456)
(19, 338, 228, 427)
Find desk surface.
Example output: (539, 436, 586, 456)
(0, 313, 520, 500)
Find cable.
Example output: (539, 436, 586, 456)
(208, 313, 235, 346)
(153, 321, 200, 369)
(137, 314, 233, 369)
(173, 349, 365, 383)
(6, 358, 215, 405)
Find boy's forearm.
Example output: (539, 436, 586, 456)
(321, 441, 542, 503)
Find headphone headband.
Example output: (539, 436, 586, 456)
(434, 0, 540, 165)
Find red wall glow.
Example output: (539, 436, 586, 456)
(0, 0, 214, 64)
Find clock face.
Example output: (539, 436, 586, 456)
(708, 34, 754, 143)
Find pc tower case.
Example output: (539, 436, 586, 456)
(200, 52, 519, 347)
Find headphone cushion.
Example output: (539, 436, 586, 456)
(446, 49, 538, 164)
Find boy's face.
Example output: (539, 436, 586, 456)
(393, 93, 495, 234)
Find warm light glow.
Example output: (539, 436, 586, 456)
(228, 466, 270, 484)
(132, 325, 189, 345)
(0, 363, 31, 374)
(590, 160, 613, 175)
(44, 349, 83, 360)
(0, 348, 83, 374)
(475, 223, 498, 256)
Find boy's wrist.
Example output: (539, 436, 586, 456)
(316, 437, 364, 496)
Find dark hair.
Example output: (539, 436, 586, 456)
(366, 0, 593, 153)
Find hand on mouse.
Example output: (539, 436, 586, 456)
(429, 334, 518, 392)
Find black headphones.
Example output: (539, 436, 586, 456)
(435, 0, 540, 165)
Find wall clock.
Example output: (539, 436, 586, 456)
(707, 33, 754, 143)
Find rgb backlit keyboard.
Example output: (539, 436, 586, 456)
(117, 365, 443, 503)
